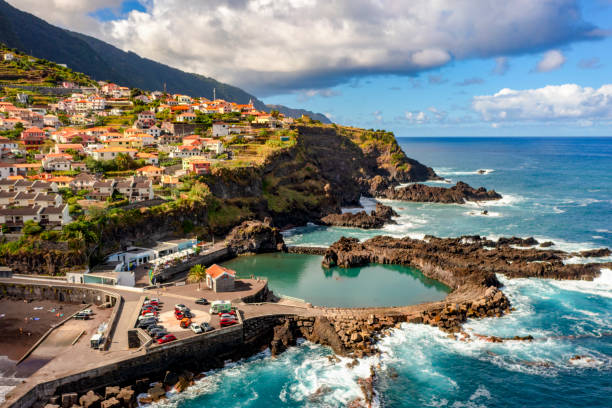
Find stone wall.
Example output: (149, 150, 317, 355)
(0, 282, 118, 306)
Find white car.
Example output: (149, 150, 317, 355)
(138, 313, 158, 321)
(80, 309, 93, 316)
(190, 323, 203, 334)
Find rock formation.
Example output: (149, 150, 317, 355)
(226, 220, 286, 255)
(376, 181, 501, 204)
(319, 203, 398, 229)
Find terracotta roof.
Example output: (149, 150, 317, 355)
(137, 165, 162, 173)
(206, 264, 236, 280)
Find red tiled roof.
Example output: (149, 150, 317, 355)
(206, 264, 236, 279)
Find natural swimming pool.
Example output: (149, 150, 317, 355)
(222, 252, 450, 308)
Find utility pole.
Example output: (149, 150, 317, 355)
(213, 88, 216, 101)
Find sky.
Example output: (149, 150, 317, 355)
(8, 0, 612, 136)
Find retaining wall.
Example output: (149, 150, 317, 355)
(154, 247, 232, 282)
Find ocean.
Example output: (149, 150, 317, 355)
(4, 138, 608, 407)
(153, 137, 612, 408)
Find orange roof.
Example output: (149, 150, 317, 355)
(15, 163, 42, 168)
(8, 175, 24, 180)
(56, 143, 84, 149)
(94, 147, 137, 153)
(183, 134, 200, 140)
(23, 127, 43, 133)
(49, 176, 74, 183)
(136, 165, 162, 172)
(46, 153, 72, 158)
(136, 152, 158, 158)
(206, 264, 236, 279)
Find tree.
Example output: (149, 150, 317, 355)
(187, 264, 207, 289)
(23, 220, 43, 236)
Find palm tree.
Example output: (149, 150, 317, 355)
(187, 264, 207, 289)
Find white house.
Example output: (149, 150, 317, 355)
(212, 123, 230, 137)
(3, 53, 15, 61)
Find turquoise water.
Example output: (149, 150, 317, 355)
(154, 137, 611, 408)
(222, 252, 450, 307)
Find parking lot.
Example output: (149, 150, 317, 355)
(136, 297, 239, 345)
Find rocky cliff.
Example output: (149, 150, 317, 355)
(377, 181, 502, 204)
(320, 203, 398, 229)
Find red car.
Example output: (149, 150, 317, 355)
(141, 309, 158, 316)
(218, 310, 236, 317)
(157, 334, 176, 344)
(220, 318, 237, 327)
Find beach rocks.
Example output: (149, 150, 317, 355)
(226, 220, 286, 255)
(378, 181, 502, 204)
(320, 203, 398, 229)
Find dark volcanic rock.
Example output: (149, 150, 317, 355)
(270, 320, 296, 356)
(323, 235, 609, 286)
(226, 220, 286, 255)
(378, 181, 501, 204)
(320, 203, 398, 229)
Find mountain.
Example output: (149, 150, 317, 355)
(0, 0, 330, 123)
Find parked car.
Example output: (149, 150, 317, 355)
(219, 313, 237, 320)
(141, 310, 158, 317)
(200, 322, 214, 332)
(175, 310, 193, 320)
(190, 323, 203, 334)
(220, 318, 238, 327)
(138, 314, 158, 321)
(137, 318, 157, 329)
(174, 304, 188, 311)
(74, 312, 90, 320)
(148, 298, 161, 303)
(80, 309, 93, 316)
(144, 300, 159, 306)
(218, 309, 236, 317)
(140, 312, 158, 320)
(195, 298, 209, 305)
(146, 325, 164, 335)
(157, 334, 177, 344)
(180, 317, 192, 329)
(150, 329, 168, 338)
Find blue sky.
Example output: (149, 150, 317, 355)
(264, 1, 612, 136)
(10, 0, 612, 136)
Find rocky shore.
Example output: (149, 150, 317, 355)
(376, 181, 502, 203)
(319, 203, 398, 229)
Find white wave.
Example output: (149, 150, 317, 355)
(595, 229, 612, 234)
(435, 168, 495, 176)
(552, 206, 565, 214)
(548, 268, 612, 299)
(464, 210, 502, 218)
(464, 193, 525, 208)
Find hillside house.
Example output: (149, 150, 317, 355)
(91, 147, 137, 161)
(21, 127, 45, 149)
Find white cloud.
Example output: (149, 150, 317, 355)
(7, 0, 600, 95)
(473, 84, 612, 122)
(7, 0, 123, 33)
(535, 50, 566, 72)
(404, 111, 428, 124)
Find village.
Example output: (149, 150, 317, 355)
(0, 48, 300, 235)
